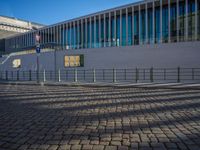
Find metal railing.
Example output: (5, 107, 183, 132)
(0, 67, 200, 83)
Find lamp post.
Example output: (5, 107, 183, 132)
(35, 33, 41, 83)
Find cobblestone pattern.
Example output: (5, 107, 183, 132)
(0, 84, 200, 150)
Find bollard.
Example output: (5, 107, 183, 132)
(29, 70, 32, 81)
(177, 67, 180, 83)
(192, 68, 194, 80)
(5, 71, 8, 80)
(43, 69, 46, 82)
(135, 68, 138, 83)
(11, 71, 13, 80)
(58, 69, 61, 82)
(150, 67, 154, 82)
(17, 70, 19, 81)
(74, 69, 77, 82)
(113, 68, 116, 83)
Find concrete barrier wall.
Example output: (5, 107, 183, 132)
(0, 41, 200, 72)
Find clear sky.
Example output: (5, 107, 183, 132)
(0, 0, 140, 25)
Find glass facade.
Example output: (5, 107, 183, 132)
(5, 0, 200, 53)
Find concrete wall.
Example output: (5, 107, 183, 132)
(0, 41, 200, 71)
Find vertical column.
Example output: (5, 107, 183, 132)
(120, 9, 122, 46)
(185, 0, 188, 41)
(146, 3, 149, 44)
(57, 25, 59, 46)
(195, 0, 198, 40)
(90, 17, 92, 48)
(177, 0, 179, 42)
(94, 16, 96, 47)
(62, 24, 65, 49)
(160, 0, 163, 43)
(139, 5, 141, 45)
(99, 15, 101, 47)
(69, 23, 72, 49)
(114, 11, 117, 46)
(168, 0, 171, 43)
(132, 6, 135, 45)
(126, 8, 128, 45)
(104, 13, 106, 47)
(153, 0, 155, 44)
(109, 12, 111, 47)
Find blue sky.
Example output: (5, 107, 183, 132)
(0, 0, 139, 25)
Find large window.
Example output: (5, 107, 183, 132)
(111, 16, 115, 46)
(64, 55, 84, 67)
(116, 15, 120, 46)
(12, 59, 21, 68)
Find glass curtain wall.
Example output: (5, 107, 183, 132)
(140, 9, 146, 44)
(198, 0, 200, 40)
(116, 14, 120, 46)
(111, 15, 115, 46)
(106, 17, 109, 47)
(134, 11, 139, 45)
(122, 14, 126, 46)
(128, 12, 133, 45)
(188, 0, 195, 41)
(91, 20, 95, 48)
(101, 17, 104, 47)
(148, 8, 153, 44)
(87, 20, 90, 48)
(95, 19, 99, 48)
(162, 5, 169, 43)
(155, 6, 161, 43)
(170, 3, 177, 42)
(179, 0, 185, 41)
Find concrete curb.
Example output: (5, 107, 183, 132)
(0, 80, 200, 90)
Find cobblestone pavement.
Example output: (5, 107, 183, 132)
(0, 84, 200, 150)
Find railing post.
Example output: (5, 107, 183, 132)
(74, 69, 77, 82)
(83, 70, 86, 81)
(29, 70, 32, 81)
(124, 69, 127, 80)
(164, 69, 166, 80)
(66, 70, 68, 81)
(150, 67, 154, 82)
(113, 68, 116, 83)
(103, 69, 105, 81)
(192, 68, 194, 80)
(5, 71, 8, 80)
(58, 69, 61, 82)
(11, 71, 13, 80)
(17, 70, 19, 81)
(43, 69, 46, 82)
(177, 67, 180, 83)
(135, 68, 138, 83)
(93, 68, 96, 83)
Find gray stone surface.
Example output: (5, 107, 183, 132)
(0, 84, 200, 150)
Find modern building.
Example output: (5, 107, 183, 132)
(0, 0, 200, 72)
(0, 15, 44, 55)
